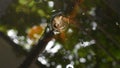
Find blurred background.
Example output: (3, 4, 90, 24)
(0, 0, 120, 68)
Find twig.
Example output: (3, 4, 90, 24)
(92, 36, 118, 62)
(80, 24, 119, 64)
(97, 25, 120, 49)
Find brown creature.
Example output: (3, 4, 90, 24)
(52, 12, 69, 33)
(51, 0, 83, 42)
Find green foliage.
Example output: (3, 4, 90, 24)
(0, 0, 120, 68)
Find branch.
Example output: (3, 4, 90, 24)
(18, 28, 54, 68)
(0, 31, 27, 55)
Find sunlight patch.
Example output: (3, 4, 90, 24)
(91, 21, 97, 30)
(66, 64, 74, 68)
(88, 7, 96, 16)
(75, 40, 95, 48)
(45, 39, 62, 54)
(45, 39, 55, 51)
(48, 1, 54, 8)
(7, 29, 17, 39)
(56, 64, 62, 68)
(67, 28, 73, 33)
(38, 56, 48, 65)
(79, 57, 86, 63)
